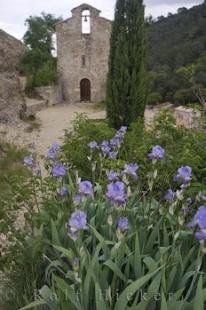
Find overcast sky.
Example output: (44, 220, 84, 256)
(0, 0, 203, 40)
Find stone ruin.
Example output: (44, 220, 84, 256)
(0, 29, 26, 124)
(145, 103, 202, 130)
(174, 106, 202, 129)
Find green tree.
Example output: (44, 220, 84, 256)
(106, 0, 127, 128)
(106, 0, 147, 128)
(126, 0, 147, 120)
(177, 64, 206, 106)
(23, 12, 61, 54)
(20, 12, 62, 89)
(148, 1, 206, 104)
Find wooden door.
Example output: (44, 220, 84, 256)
(80, 79, 91, 101)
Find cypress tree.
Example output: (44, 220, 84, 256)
(106, 0, 127, 128)
(106, 0, 147, 128)
(126, 0, 147, 120)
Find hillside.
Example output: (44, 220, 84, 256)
(148, 1, 206, 105)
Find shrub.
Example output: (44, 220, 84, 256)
(25, 59, 57, 92)
(62, 114, 115, 180)
(62, 112, 206, 196)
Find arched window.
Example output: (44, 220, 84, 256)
(82, 10, 91, 34)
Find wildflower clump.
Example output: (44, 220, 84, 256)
(18, 127, 206, 309)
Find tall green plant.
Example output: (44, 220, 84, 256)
(106, 0, 147, 128)
(106, 0, 127, 128)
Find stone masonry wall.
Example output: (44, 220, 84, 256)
(56, 4, 112, 103)
(0, 29, 26, 123)
(0, 29, 25, 73)
(35, 85, 63, 106)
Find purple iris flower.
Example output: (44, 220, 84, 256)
(188, 206, 206, 241)
(52, 163, 66, 177)
(24, 155, 34, 167)
(148, 145, 165, 160)
(123, 163, 139, 179)
(109, 151, 118, 159)
(101, 141, 109, 148)
(115, 127, 127, 139)
(174, 166, 192, 184)
(106, 181, 127, 205)
(110, 137, 121, 148)
(119, 126, 127, 134)
(88, 141, 98, 150)
(102, 146, 111, 155)
(117, 217, 129, 232)
(188, 206, 206, 229)
(106, 170, 119, 182)
(59, 186, 69, 197)
(165, 189, 176, 203)
(73, 194, 83, 205)
(195, 231, 206, 241)
(68, 210, 87, 234)
(78, 181, 94, 197)
(46, 142, 60, 160)
(100, 141, 111, 155)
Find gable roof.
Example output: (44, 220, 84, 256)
(71, 3, 101, 13)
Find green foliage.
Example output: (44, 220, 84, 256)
(147, 92, 163, 105)
(62, 114, 115, 180)
(19, 12, 62, 90)
(23, 12, 60, 52)
(173, 88, 197, 105)
(2, 114, 206, 309)
(5, 131, 206, 309)
(147, 2, 206, 105)
(106, 0, 147, 128)
(0, 141, 29, 227)
(0, 142, 47, 309)
(62, 113, 206, 195)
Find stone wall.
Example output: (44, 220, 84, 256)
(35, 85, 63, 106)
(0, 29, 26, 123)
(0, 29, 25, 73)
(0, 73, 25, 123)
(174, 106, 201, 129)
(56, 4, 112, 103)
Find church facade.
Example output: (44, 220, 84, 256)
(56, 3, 112, 103)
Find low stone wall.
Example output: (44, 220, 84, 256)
(145, 104, 202, 130)
(174, 106, 201, 129)
(35, 85, 62, 106)
(0, 73, 25, 123)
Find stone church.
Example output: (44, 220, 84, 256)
(56, 3, 112, 103)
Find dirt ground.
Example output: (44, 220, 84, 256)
(0, 102, 106, 156)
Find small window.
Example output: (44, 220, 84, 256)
(82, 55, 86, 66)
(82, 10, 91, 34)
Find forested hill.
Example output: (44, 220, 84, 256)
(147, 1, 206, 105)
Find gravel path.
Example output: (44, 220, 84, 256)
(0, 102, 106, 156)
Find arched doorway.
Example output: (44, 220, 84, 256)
(80, 78, 91, 101)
